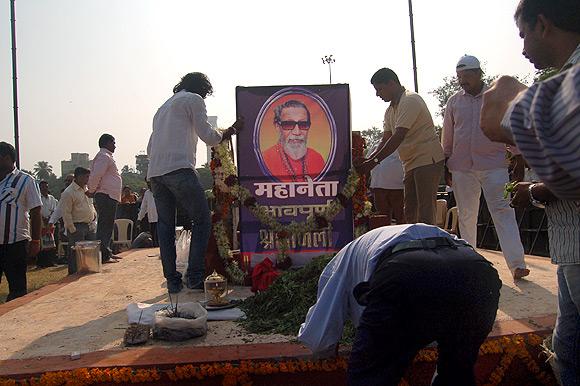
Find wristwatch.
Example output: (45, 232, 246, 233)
(528, 184, 546, 209)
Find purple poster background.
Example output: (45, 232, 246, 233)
(235, 84, 353, 267)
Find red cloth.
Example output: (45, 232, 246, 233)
(251, 257, 280, 293)
(262, 143, 325, 182)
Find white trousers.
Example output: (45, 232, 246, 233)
(452, 168, 526, 272)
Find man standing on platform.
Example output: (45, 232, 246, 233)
(480, 0, 579, 383)
(61, 167, 98, 274)
(442, 55, 529, 280)
(0, 142, 42, 301)
(298, 224, 501, 386)
(147, 72, 243, 293)
(88, 134, 122, 264)
(356, 68, 445, 224)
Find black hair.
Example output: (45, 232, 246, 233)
(98, 134, 115, 148)
(371, 68, 401, 85)
(173, 72, 214, 98)
(39, 180, 48, 186)
(74, 167, 90, 178)
(0, 142, 16, 163)
(515, 0, 580, 34)
(273, 100, 311, 123)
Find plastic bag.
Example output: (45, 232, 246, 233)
(175, 230, 191, 274)
(153, 302, 207, 341)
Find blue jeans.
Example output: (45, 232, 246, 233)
(150, 169, 210, 287)
(554, 264, 580, 386)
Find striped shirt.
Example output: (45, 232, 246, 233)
(0, 168, 43, 245)
(505, 65, 580, 264)
(507, 66, 580, 201)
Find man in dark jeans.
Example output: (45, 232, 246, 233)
(0, 142, 42, 301)
(298, 224, 501, 386)
(147, 72, 243, 293)
(88, 134, 122, 264)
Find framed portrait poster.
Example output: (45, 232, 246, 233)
(236, 84, 353, 267)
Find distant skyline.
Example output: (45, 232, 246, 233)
(1, 0, 536, 175)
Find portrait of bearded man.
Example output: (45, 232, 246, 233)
(262, 99, 325, 182)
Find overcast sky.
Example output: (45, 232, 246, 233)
(0, 0, 536, 175)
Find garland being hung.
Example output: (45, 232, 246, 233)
(210, 140, 372, 281)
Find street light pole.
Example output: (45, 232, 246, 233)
(408, 0, 419, 93)
(10, 0, 20, 168)
(321, 55, 335, 84)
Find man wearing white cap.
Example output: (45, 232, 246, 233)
(442, 55, 529, 280)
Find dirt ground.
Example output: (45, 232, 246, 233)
(0, 247, 557, 361)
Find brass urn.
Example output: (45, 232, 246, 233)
(204, 270, 228, 306)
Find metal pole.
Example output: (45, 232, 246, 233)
(408, 0, 419, 93)
(321, 55, 335, 85)
(328, 62, 332, 84)
(10, 0, 20, 168)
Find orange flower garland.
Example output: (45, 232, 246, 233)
(0, 334, 556, 386)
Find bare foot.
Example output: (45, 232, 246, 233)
(513, 268, 530, 280)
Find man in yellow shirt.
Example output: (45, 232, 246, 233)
(357, 68, 445, 224)
(59, 167, 102, 274)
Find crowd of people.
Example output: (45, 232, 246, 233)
(309, 0, 579, 385)
(0, 133, 161, 294)
(0, 0, 577, 384)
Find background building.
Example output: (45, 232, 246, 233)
(61, 153, 89, 177)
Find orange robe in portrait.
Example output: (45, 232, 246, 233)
(262, 143, 325, 182)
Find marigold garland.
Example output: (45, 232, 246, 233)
(0, 334, 555, 386)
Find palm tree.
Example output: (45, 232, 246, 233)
(33, 161, 54, 181)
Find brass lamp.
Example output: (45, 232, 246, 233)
(204, 270, 228, 306)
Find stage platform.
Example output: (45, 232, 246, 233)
(0, 247, 559, 385)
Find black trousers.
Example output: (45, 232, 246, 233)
(94, 193, 118, 261)
(0, 240, 28, 302)
(347, 246, 501, 386)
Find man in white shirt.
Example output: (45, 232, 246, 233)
(37, 180, 58, 267)
(60, 167, 98, 274)
(369, 149, 405, 224)
(147, 72, 243, 293)
(137, 181, 158, 246)
(0, 142, 42, 301)
(298, 224, 501, 386)
(442, 55, 528, 280)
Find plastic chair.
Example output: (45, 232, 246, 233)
(436, 199, 448, 228)
(113, 219, 133, 249)
(444, 207, 459, 234)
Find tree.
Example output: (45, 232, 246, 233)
(196, 165, 213, 191)
(534, 67, 558, 82)
(33, 161, 54, 181)
(120, 166, 146, 193)
(121, 165, 135, 174)
(360, 126, 383, 155)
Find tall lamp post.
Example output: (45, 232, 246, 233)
(10, 0, 20, 168)
(408, 0, 419, 93)
(321, 55, 335, 84)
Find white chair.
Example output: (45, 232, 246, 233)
(113, 219, 133, 250)
(444, 207, 459, 234)
(435, 199, 448, 228)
